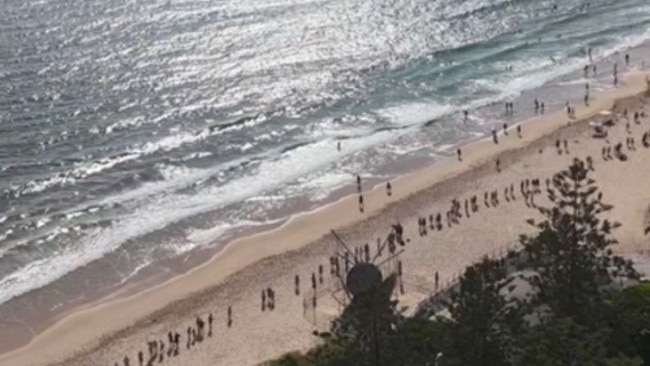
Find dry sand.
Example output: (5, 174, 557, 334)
(2, 72, 650, 366)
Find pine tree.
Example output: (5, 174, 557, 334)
(520, 158, 638, 323)
(329, 274, 403, 365)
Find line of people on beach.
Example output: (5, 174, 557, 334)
(111, 307, 233, 366)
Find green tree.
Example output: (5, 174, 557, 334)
(520, 158, 638, 323)
(447, 257, 517, 366)
(519, 316, 643, 366)
(606, 283, 650, 364)
(324, 274, 403, 365)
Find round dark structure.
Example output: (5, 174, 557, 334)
(346, 263, 382, 297)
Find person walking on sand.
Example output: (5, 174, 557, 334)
(158, 341, 165, 363)
(534, 98, 540, 113)
(386, 181, 392, 196)
(492, 127, 498, 144)
(208, 313, 213, 337)
(358, 194, 364, 213)
(496, 158, 501, 172)
(228, 306, 232, 328)
(457, 148, 462, 161)
(517, 124, 522, 138)
(167, 332, 174, 357)
(356, 175, 361, 192)
(503, 123, 508, 135)
(435, 271, 439, 291)
(626, 53, 630, 66)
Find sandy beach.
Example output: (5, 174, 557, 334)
(2, 70, 650, 366)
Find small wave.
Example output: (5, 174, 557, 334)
(185, 219, 279, 246)
(376, 100, 457, 128)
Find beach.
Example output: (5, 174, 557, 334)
(1, 69, 649, 366)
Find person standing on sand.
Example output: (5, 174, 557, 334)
(356, 175, 361, 193)
(492, 127, 498, 144)
(228, 306, 232, 328)
(358, 194, 364, 213)
(626, 53, 630, 66)
(496, 158, 501, 172)
(435, 271, 439, 291)
(386, 181, 392, 196)
(503, 123, 508, 135)
(293, 275, 300, 296)
(167, 332, 174, 357)
(535, 98, 540, 113)
(457, 148, 462, 161)
(517, 124, 522, 138)
(208, 313, 213, 337)
(541, 102, 545, 114)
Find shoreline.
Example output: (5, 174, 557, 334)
(2, 70, 650, 366)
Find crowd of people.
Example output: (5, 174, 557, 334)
(111, 310, 226, 366)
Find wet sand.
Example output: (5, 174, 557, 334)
(2, 71, 650, 366)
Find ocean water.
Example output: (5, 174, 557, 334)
(1, 0, 650, 319)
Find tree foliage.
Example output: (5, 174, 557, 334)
(520, 158, 638, 323)
(447, 257, 516, 366)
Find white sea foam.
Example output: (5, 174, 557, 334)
(377, 100, 456, 127)
(0, 126, 417, 304)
